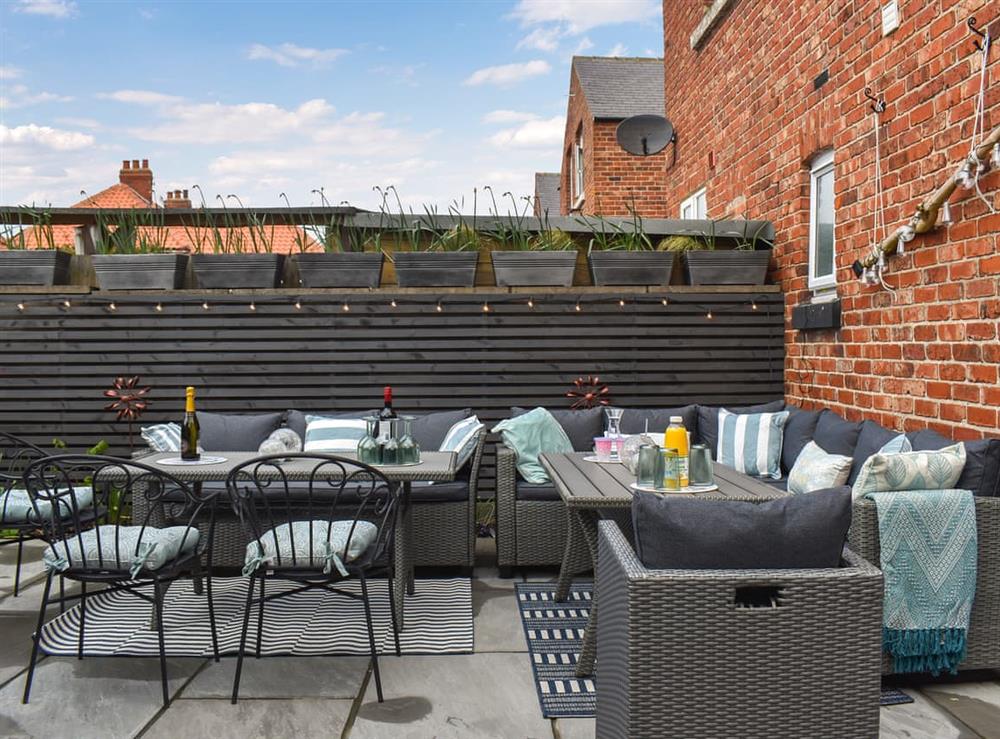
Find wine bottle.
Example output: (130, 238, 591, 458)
(378, 386, 397, 444)
(180, 386, 200, 460)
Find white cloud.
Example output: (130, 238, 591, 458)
(482, 109, 538, 124)
(1, 84, 74, 108)
(607, 43, 629, 57)
(13, 0, 76, 18)
(371, 63, 421, 86)
(509, 0, 658, 34)
(136, 98, 336, 144)
(99, 89, 183, 105)
(0, 123, 94, 151)
(463, 60, 550, 87)
(516, 27, 561, 52)
(54, 116, 102, 129)
(247, 43, 348, 68)
(488, 116, 564, 148)
(0, 66, 22, 80)
(572, 37, 595, 55)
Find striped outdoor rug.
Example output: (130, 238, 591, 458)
(515, 581, 912, 719)
(39, 577, 472, 657)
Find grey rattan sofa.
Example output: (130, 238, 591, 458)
(596, 520, 884, 739)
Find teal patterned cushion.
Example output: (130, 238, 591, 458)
(244, 520, 378, 576)
(716, 409, 789, 480)
(0, 487, 94, 524)
(787, 441, 852, 494)
(43, 525, 200, 578)
(851, 443, 966, 501)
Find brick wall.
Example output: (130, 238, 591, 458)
(560, 69, 670, 218)
(662, 0, 1000, 439)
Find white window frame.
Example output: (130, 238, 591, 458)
(572, 128, 585, 208)
(680, 187, 707, 219)
(808, 150, 836, 292)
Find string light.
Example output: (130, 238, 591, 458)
(202, 301, 210, 311)
(618, 298, 626, 308)
(107, 302, 117, 312)
(249, 301, 256, 312)
(62, 299, 71, 309)
(16, 302, 25, 312)
(436, 302, 443, 312)
(574, 301, 582, 312)
(527, 298, 534, 309)
(294, 300, 302, 310)
(482, 302, 491, 313)
(706, 310, 713, 320)
(661, 297, 668, 306)
(751, 301, 758, 311)
(341, 302, 350, 312)
(154, 302, 163, 312)
(390, 299, 397, 308)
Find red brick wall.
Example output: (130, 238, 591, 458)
(662, 0, 1000, 439)
(560, 68, 669, 217)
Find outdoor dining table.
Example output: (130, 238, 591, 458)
(538, 451, 788, 677)
(99, 450, 460, 630)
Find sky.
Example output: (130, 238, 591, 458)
(0, 0, 663, 211)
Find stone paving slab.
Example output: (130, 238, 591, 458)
(472, 578, 527, 653)
(182, 655, 369, 700)
(919, 677, 1000, 739)
(143, 697, 354, 738)
(0, 541, 47, 601)
(880, 689, 980, 738)
(0, 613, 40, 687)
(553, 717, 594, 738)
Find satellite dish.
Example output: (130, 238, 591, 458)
(616, 114, 674, 156)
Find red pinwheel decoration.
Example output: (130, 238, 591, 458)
(104, 376, 152, 450)
(566, 375, 611, 409)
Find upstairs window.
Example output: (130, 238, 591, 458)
(808, 150, 836, 291)
(680, 187, 707, 219)
(573, 128, 584, 206)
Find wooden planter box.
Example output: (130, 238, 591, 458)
(588, 251, 675, 286)
(393, 252, 478, 288)
(294, 252, 384, 288)
(0, 250, 72, 286)
(92, 254, 187, 290)
(684, 250, 771, 285)
(191, 254, 285, 289)
(491, 251, 577, 287)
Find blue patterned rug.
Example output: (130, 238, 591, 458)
(515, 581, 912, 719)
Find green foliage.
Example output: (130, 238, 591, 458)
(1, 206, 60, 251)
(657, 235, 704, 252)
(529, 228, 576, 251)
(735, 216, 770, 251)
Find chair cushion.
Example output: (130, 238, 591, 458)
(812, 410, 862, 458)
(787, 441, 852, 495)
(1, 487, 94, 524)
(496, 408, 574, 483)
(43, 525, 200, 578)
(244, 520, 378, 576)
(304, 416, 368, 452)
(409, 481, 471, 503)
(848, 421, 910, 484)
(438, 415, 484, 469)
(515, 480, 561, 501)
(617, 405, 698, 437)
(411, 409, 472, 449)
(851, 443, 967, 501)
(716, 409, 789, 480)
(780, 406, 821, 475)
(198, 411, 284, 452)
(909, 430, 1000, 498)
(512, 406, 605, 452)
(285, 409, 377, 441)
(697, 400, 784, 458)
(140, 423, 181, 452)
(631, 486, 852, 570)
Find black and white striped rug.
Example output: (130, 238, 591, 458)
(39, 577, 472, 657)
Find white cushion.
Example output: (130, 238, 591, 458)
(141, 423, 181, 452)
(787, 441, 852, 494)
(439, 416, 484, 469)
(304, 416, 368, 453)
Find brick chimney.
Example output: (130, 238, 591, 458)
(164, 189, 192, 209)
(119, 158, 153, 202)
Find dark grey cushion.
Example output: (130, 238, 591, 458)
(284, 409, 376, 440)
(848, 420, 902, 485)
(198, 411, 284, 451)
(410, 409, 471, 449)
(516, 480, 561, 502)
(780, 406, 822, 475)
(631, 486, 852, 570)
(618, 405, 698, 437)
(812, 410, 862, 457)
(512, 406, 606, 452)
(409, 481, 471, 503)
(909, 429, 1000, 497)
(697, 400, 785, 458)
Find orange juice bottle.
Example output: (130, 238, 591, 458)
(664, 416, 689, 488)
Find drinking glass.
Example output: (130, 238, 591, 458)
(357, 417, 380, 465)
(636, 444, 664, 488)
(662, 448, 680, 490)
(689, 444, 714, 486)
(380, 418, 399, 465)
(398, 417, 419, 464)
(594, 437, 613, 462)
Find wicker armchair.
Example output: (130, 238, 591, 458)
(850, 495, 1000, 673)
(596, 520, 884, 739)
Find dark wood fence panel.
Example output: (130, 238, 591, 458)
(0, 290, 784, 496)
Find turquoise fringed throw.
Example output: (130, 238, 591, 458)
(868, 488, 977, 675)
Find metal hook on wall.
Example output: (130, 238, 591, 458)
(864, 87, 886, 114)
(968, 17, 993, 53)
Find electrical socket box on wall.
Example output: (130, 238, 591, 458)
(881, 0, 900, 35)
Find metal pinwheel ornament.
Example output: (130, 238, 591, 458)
(104, 376, 152, 449)
(566, 375, 611, 409)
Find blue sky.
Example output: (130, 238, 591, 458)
(0, 0, 663, 210)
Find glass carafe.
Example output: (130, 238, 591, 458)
(605, 407, 624, 461)
(398, 417, 419, 464)
(357, 418, 380, 465)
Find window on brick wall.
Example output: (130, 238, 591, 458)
(808, 150, 836, 291)
(573, 128, 585, 206)
(680, 187, 707, 219)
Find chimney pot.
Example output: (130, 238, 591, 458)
(142, 159, 149, 169)
(132, 159, 140, 169)
(122, 160, 130, 169)
(183, 189, 188, 199)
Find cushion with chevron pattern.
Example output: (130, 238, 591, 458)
(852, 443, 966, 501)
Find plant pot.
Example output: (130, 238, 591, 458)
(0, 250, 72, 286)
(393, 252, 478, 288)
(191, 254, 286, 289)
(491, 251, 577, 287)
(588, 251, 675, 286)
(92, 254, 188, 290)
(295, 252, 384, 288)
(684, 250, 771, 285)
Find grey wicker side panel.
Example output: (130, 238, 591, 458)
(515, 501, 568, 566)
(596, 523, 634, 739)
(597, 521, 883, 739)
(495, 444, 518, 568)
(410, 501, 471, 567)
(850, 496, 1000, 673)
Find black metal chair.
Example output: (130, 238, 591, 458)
(226, 453, 402, 705)
(0, 432, 55, 597)
(20, 454, 220, 707)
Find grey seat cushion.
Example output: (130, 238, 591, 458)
(617, 405, 698, 437)
(631, 485, 852, 570)
(408, 481, 471, 503)
(697, 400, 785, 459)
(812, 410, 862, 458)
(760, 478, 788, 492)
(285, 409, 376, 441)
(410, 409, 472, 449)
(512, 406, 605, 453)
(907, 429, 1000, 497)
(199, 411, 284, 452)
(780, 406, 822, 475)
(516, 480, 561, 502)
(848, 420, 903, 485)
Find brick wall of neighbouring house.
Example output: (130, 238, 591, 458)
(560, 69, 669, 218)
(662, 0, 1000, 439)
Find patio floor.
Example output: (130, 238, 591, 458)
(0, 537, 998, 738)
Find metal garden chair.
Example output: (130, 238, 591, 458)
(0, 432, 51, 596)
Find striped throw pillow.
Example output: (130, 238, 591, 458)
(141, 423, 181, 452)
(717, 409, 790, 480)
(439, 416, 484, 469)
(304, 416, 369, 453)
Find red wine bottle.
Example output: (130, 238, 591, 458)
(378, 386, 396, 443)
